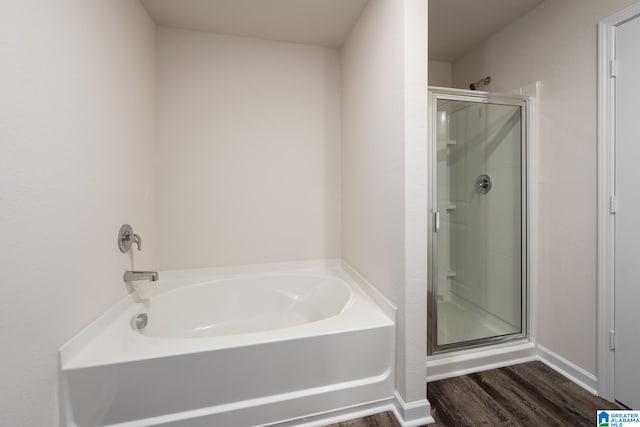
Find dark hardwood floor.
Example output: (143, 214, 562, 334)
(327, 411, 400, 427)
(327, 361, 617, 427)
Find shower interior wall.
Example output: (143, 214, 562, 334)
(439, 103, 522, 323)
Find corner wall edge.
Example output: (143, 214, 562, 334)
(392, 390, 434, 426)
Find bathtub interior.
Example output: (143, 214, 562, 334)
(139, 274, 354, 338)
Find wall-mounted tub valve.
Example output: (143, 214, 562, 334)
(118, 224, 142, 252)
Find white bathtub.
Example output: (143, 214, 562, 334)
(59, 261, 395, 427)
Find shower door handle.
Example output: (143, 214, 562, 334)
(434, 211, 440, 232)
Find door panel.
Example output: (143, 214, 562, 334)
(614, 14, 640, 410)
(433, 96, 523, 350)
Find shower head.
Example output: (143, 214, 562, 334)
(469, 76, 491, 90)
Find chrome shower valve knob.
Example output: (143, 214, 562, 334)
(118, 224, 142, 252)
(475, 174, 492, 194)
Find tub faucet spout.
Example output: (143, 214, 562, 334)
(124, 271, 159, 282)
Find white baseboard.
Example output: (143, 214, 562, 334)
(392, 391, 434, 427)
(426, 342, 599, 397)
(537, 345, 598, 395)
(427, 341, 537, 382)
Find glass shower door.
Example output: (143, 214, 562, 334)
(429, 91, 527, 353)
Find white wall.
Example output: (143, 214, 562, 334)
(402, 0, 430, 405)
(342, 0, 428, 405)
(156, 28, 342, 270)
(342, 0, 405, 309)
(428, 60, 452, 87)
(0, 1, 157, 426)
(452, 0, 637, 374)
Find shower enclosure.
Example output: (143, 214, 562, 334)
(428, 87, 529, 354)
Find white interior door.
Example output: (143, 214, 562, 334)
(614, 12, 640, 410)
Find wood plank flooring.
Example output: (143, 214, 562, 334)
(327, 361, 617, 427)
(327, 411, 400, 427)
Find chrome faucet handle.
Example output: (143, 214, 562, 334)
(132, 233, 142, 251)
(118, 224, 142, 253)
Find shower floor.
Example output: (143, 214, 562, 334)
(436, 297, 519, 346)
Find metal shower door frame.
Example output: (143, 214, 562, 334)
(427, 87, 530, 355)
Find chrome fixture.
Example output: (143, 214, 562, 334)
(118, 224, 142, 252)
(475, 174, 493, 194)
(133, 313, 148, 329)
(469, 76, 491, 90)
(124, 270, 159, 282)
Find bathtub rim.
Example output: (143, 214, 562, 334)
(59, 259, 396, 370)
